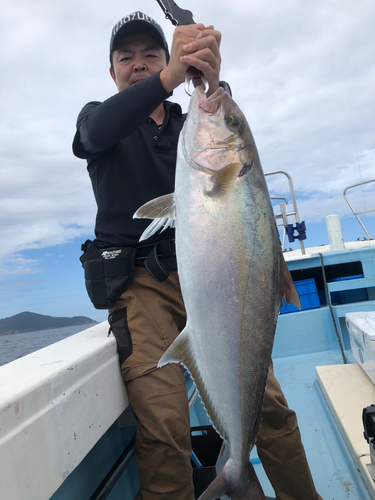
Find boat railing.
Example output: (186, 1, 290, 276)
(0, 322, 130, 500)
(269, 196, 289, 249)
(265, 170, 306, 254)
(343, 179, 375, 240)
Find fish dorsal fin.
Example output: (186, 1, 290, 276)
(280, 255, 301, 309)
(252, 405, 264, 449)
(206, 162, 243, 197)
(133, 193, 175, 241)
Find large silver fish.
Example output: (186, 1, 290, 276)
(134, 86, 300, 499)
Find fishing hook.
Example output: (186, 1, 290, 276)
(184, 73, 209, 96)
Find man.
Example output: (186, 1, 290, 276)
(73, 12, 322, 500)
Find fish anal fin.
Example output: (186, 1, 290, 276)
(280, 255, 301, 309)
(206, 163, 243, 197)
(159, 328, 230, 445)
(158, 327, 191, 368)
(133, 193, 176, 241)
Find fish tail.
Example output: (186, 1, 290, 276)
(197, 460, 266, 500)
(197, 467, 226, 500)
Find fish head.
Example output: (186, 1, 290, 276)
(182, 85, 260, 179)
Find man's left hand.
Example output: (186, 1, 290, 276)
(180, 26, 222, 96)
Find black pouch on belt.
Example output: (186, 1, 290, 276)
(79, 240, 136, 310)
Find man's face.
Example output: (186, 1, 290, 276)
(110, 33, 167, 92)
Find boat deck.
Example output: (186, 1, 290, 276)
(256, 349, 372, 499)
(190, 347, 373, 499)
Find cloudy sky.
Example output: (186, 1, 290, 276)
(0, 0, 374, 322)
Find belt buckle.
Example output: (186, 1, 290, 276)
(159, 238, 173, 258)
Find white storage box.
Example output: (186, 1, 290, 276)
(346, 311, 375, 384)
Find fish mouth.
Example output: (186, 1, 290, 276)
(199, 87, 226, 115)
(189, 85, 226, 117)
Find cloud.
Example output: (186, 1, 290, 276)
(0, 256, 41, 278)
(0, 0, 374, 279)
(0, 150, 96, 271)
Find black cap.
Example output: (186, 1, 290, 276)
(110, 12, 169, 62)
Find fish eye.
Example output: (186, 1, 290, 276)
(225, 115, 239, 128)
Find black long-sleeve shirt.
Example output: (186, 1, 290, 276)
(73, 71, 183, 249)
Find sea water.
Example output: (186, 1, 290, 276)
(0, 323, 97, 367)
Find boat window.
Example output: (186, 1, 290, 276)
(289, 261, 364, 306)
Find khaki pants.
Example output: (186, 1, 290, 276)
(109, 267, 322, 500)
(258, 364, 323, 500)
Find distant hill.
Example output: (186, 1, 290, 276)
(0, 312, 97, 335)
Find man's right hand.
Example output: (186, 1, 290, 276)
(160, 24, 222, 96)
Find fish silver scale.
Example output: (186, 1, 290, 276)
(175, 88, 281, 480)
(135, 86, 299, 498)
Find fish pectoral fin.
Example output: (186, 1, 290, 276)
(280, 255, 301, 309)
(206, 162, 243, 197)
(133, 193, 176, 242)
(158, 327, 191, 368)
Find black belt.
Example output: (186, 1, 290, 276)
(135, 238, 176, 283)
(135, 238, 176, 261)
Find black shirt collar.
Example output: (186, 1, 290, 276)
(164, 100, 183, 119)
